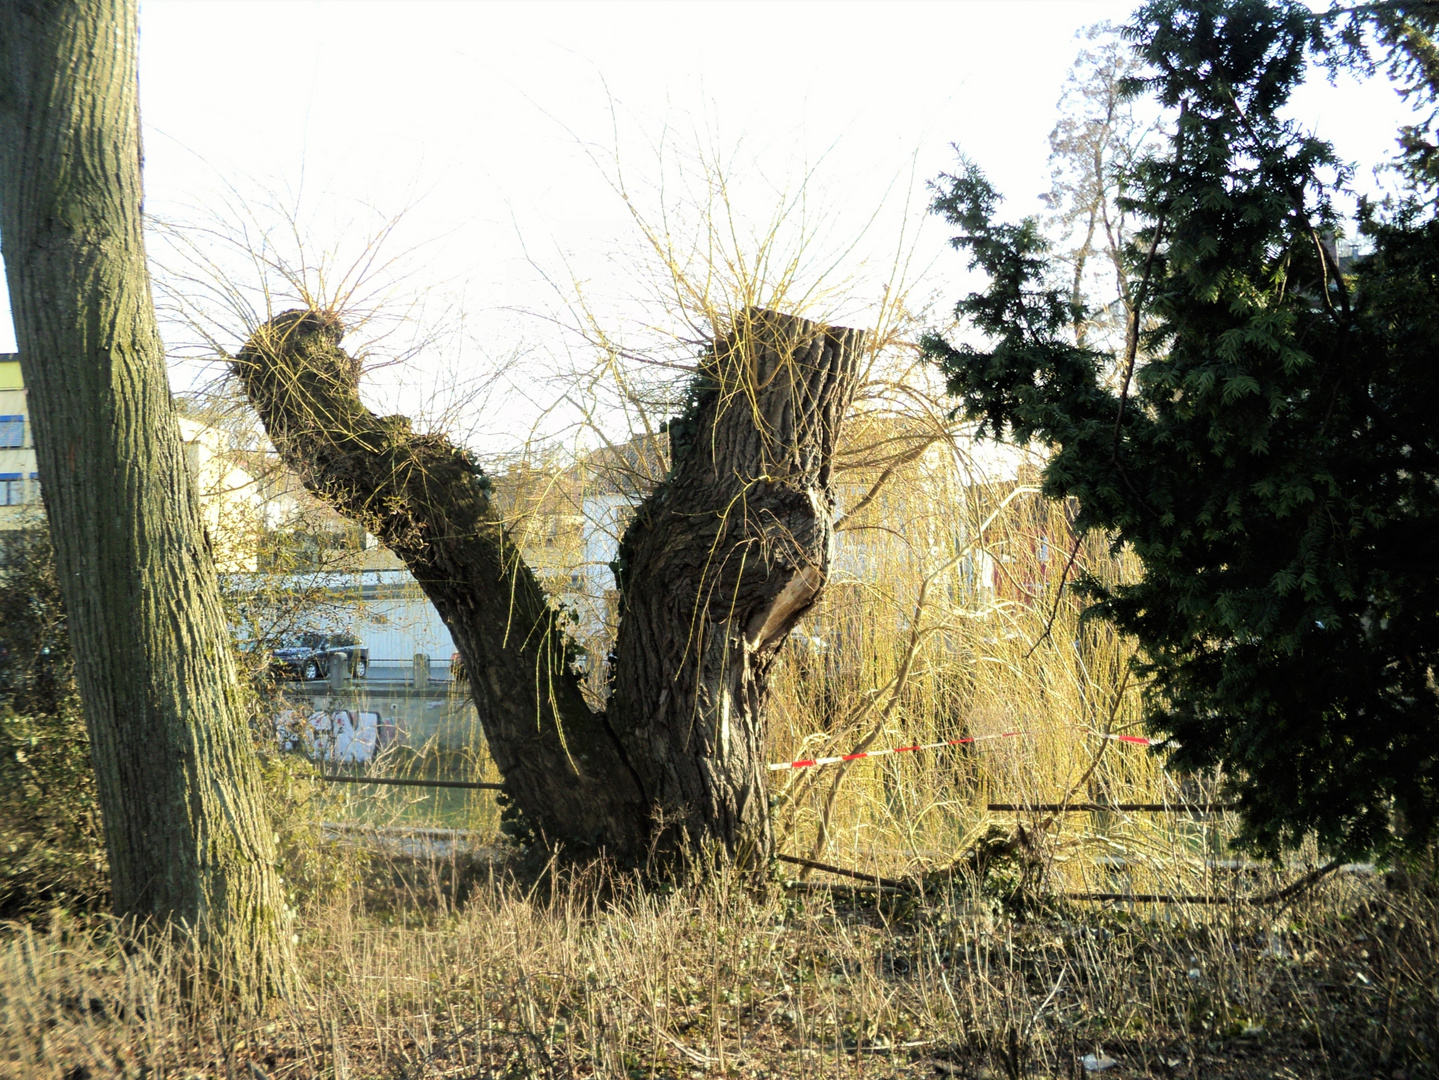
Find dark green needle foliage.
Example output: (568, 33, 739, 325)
(924, 0, 1439, 861)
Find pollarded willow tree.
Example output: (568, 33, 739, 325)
(235, 306, 863, 861)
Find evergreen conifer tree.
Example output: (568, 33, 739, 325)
(924, 0, 1439, 860)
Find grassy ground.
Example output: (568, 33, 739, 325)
(2, 847, 1434, 1080)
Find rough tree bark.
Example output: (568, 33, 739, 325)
(235, 307, 862, 861)
(0, 0, 291, 996)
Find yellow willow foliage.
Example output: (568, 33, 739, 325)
(465, 415, 1247, 899)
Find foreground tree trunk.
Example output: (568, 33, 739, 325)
(0, 0, 291, 997)
(235, 308, 862, 861)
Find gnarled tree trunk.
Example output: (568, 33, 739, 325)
(607, 310, 862, 858)
(235, 308, 862, 861)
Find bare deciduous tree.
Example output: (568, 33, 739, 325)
(0, 0, 291, 997)
(235, 306, 863, 861)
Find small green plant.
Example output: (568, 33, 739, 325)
(0, 707, 106, 920)
(0, 526, 107, 920)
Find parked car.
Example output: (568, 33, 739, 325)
(269, 631, 369, 681)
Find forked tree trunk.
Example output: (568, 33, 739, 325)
(607, 310, 862, 858)
(0, 0, 292, 998)
(235, 308, 862, 861)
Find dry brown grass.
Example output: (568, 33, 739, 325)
(2, 852, 1435, 1080)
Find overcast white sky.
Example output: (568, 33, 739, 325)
(0, 0, 1418, 446)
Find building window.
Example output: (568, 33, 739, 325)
(0, 474, 22, 506)
(0, 415, 23, 449)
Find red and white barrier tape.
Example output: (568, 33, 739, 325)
(1089, 731, 1153, 746)
(767, 731, 1025, 772)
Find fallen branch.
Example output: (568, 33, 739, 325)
(775, 852, 912, 892)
